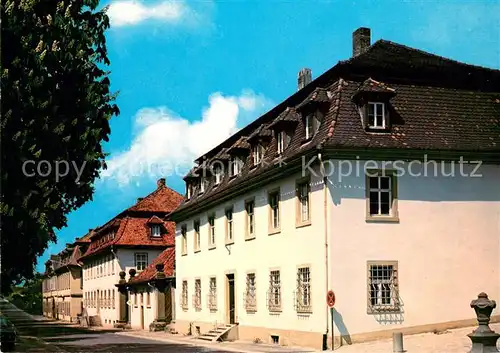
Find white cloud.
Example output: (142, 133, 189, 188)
(100, 90, 273, 187)
(107, 0, 188, 27)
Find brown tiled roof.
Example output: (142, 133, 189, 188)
(78, 182, 181, 260)
(227, 137, 251, 152)
(247, 124, 273, 141)
(268, 107, 300, 129)
(355, 77, 395, 94)
(127, 184, 183, 213)
(296, 88, 330, 110)
(213, 148, 230, 161)
(172, 37, 500, 220)
(129, 247, 175, 284)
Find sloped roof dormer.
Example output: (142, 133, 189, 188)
(247, 123, 273, 143)
(296, 87, 330, 111)
(352, 78, 396, 103)
(227, 136, 251, 156)
(268, 107, 300, 130)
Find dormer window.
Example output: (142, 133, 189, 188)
(367, 102, 386, 129)
(214, 165, 223, 185)
(199, 178, 205, 194)
(186, 184, 193, 199)
(230, 157, 242, 177)
(252, 144, 264, 165)
(276, 131, 291, 154)
(151, 225, 161, 237)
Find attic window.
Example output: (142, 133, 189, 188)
(199, 178, 206, 194)
(367, 102, 386, 129)
(151, 225, 161, 237)
(186, 184, 193, 199)
(230, 157, 242, 177)
(277, 131, 285, 154)
(214, 164, 223, 185)
(252, 144, 264, 166)
(304, 113, 320, 140)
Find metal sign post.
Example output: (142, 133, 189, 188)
(326, 290, 336, 350)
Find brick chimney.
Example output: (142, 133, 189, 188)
(157, 178, 166, 189)
(297, 68, 312, 90)
(353, 27, 371, 57)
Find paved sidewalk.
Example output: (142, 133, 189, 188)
(115, 330, 321, 353)
(333, 323, 500, 353)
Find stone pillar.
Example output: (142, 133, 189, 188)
(467, 292, 500, 353)
(114, 271, 129, 329)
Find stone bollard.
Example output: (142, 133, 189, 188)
(468, 292, 500, 353)
(393, 332, 404, 352)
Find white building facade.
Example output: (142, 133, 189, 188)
(170, 28, 500, 350)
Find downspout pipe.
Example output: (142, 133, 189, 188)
(317, 144, 330, 348)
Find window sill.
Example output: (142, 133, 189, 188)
(245, 235, 256, 241)
(208, 245, 216, 251)
(367, 307, 401, 315)
(295, 220, 311, 229)
(365, 216, 399, 223)
(194, 248, 201, 253)
(181, 252, 188, 256)
(268, 228, 281, 235)
(225, 239, 235, 246)
(268, 308, 282, 313)
(301, 138, 313, 145)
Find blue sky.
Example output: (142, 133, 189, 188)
(36, 0, 499, 272)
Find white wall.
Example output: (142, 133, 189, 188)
(176, 167, 329, 334)
(326, 160, 500, 336)
(82, 248, 163, 326)
(129, 290, 158, 329)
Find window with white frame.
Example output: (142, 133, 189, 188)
(368, 262, 399, 313)
(268, 270, 281, 311)
(199, 178, 205, 194)
(367, 102, 386, 129)
(305, 114, 314, 140)
(295, 267, 312, 312)
(151, 224, 161, 237)
(193, 279, 201, 310)
(225, 208, 233, 242)
(186, 184, 193, 199)
(367, 171, 396, 218)
(277, 131, 285, 154)
(245, 200, 255, 238)
(252, 144, 264, 165)
(208, 215, 216, 247)
(233, 157, 244, 176)
(297, 181, 310, 223)
(208, 277, 217, 311)
(269, 190, 280, 230)
(134, 253, 148, 271)
(214, 164, 223, 185)
(193, 220, 200, 251)
(245, 273, 257, 312)
(181, 226, 187, 255)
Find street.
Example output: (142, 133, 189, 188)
(0, 302, 238, 352)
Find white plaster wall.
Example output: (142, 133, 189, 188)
(326, 160, 500, 336)
(82, 248, 162, 326)
(175, 167, 329, 335)
(129, 290, 158, 329)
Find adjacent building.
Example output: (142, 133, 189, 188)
(169, 28, 500, 349)
(42, 233, 91, 322)
(79, 178, 182, 327)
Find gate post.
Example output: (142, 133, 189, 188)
(467, 292, 499, 353)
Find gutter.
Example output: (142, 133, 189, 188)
(317, 144, 330, 345)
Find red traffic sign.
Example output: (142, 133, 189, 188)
(327, 290, 335, 307)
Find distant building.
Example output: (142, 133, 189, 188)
(169, 28, 500, 350)
(42, 233, 91, 322)
(79, 178, 182, 327)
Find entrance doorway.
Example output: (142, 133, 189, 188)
(226, 274, 235, 324)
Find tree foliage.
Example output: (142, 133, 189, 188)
(8, 273, 44, 315)
(1, 0, 119, 293)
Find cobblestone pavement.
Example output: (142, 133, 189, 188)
(333, 323, 500, 353)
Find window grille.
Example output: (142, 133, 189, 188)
(244, 273, 257, 312)
(267, 270, 281, 311)
(193, 279, 201, 310)
(367, 263, 400, 313)
(294, 267, 312, 313)
(207, 277, 217, 311)
(181, 281, 188, 309)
